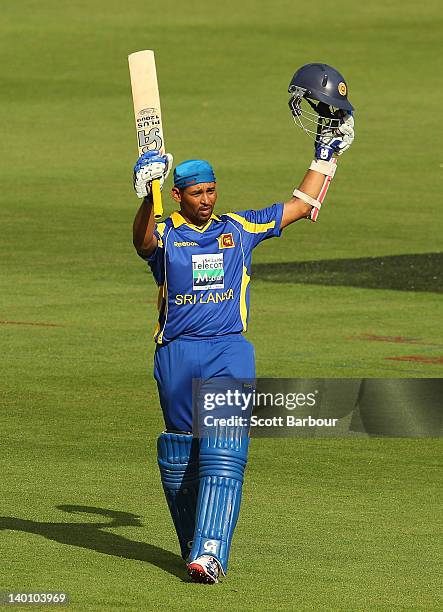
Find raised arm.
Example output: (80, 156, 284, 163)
(281, 111, 354, 230)
(281, 168, 327, 228)
(133, 195, 158, 257)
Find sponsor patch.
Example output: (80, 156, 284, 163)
(338, 82, 347, 96)
(136, 107, 163, 153)
(218, 232, 235, 249)
(192, 253, 224, 290)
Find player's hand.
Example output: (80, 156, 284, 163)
(133, 150, 173, 199)
(315, 113, 354, 161)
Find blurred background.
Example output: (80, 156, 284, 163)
(1, 1, 441, 609)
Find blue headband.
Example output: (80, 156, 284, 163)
(173, 159, 216, 188)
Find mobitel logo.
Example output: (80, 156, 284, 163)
(192, 253, 224, 291)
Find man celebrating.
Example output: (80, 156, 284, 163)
(132, 63, 354, 584)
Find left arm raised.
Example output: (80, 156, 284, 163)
(281, 167, 328, 228)
(281, 112, 354, 229)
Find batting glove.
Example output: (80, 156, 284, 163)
(133, 150, 173, 199)
(315, 113, 355, 161)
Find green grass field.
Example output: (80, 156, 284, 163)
(1, 1, 442, 609)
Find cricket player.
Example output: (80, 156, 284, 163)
(132, 64, 355, 584)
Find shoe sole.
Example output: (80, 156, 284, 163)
(187, 562, 218, 584)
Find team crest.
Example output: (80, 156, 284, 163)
(338, 82, 347, 96)
(218, 233, 235, 249)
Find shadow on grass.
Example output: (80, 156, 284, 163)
(0, 505, 185, 580)
(252, 252, 442, 292)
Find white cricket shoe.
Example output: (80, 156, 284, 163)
(187, 555, 220, 584)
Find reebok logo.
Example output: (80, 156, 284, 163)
(174, 241, 198, 247)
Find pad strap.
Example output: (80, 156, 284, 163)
(309, 158, 337, 177)
(292, 188, 320, 210)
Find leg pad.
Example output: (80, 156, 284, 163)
(189, 426, 249, 574)
(157, 432, 199, 559)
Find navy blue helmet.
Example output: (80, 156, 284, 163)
(289, 63, 353, 112)
(288, 63, 354, 143)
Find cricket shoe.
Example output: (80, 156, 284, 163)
(187, 555, 220, 584)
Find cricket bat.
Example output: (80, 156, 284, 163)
(128, 50, 165, 219)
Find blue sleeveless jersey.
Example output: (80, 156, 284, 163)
(141, 203, 283, 343)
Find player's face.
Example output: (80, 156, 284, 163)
(172, 182, 217, 226)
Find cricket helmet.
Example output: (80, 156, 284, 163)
(288, 63, 354, 142)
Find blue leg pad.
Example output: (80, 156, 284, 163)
(157, 432, 199, 559)
(189, 425, 250, 574)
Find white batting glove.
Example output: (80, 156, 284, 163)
(133, 150, 173, 199)
(316, 113, 355, 160)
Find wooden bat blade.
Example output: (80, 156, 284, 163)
(128, 50, 165, 156)
(128, 49, 164, 219)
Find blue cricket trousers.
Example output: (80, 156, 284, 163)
(154, 333, 256, 432)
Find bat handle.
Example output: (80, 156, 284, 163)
(152, 179, 163, 219)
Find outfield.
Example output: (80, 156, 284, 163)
(1, 1, 441, 609)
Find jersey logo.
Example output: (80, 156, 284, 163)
(192, 253, 224, 290)
(218, 233, 235, 249)
(174, 241, 198, 247)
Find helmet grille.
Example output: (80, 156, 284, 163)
(288, 91, 346, 145)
